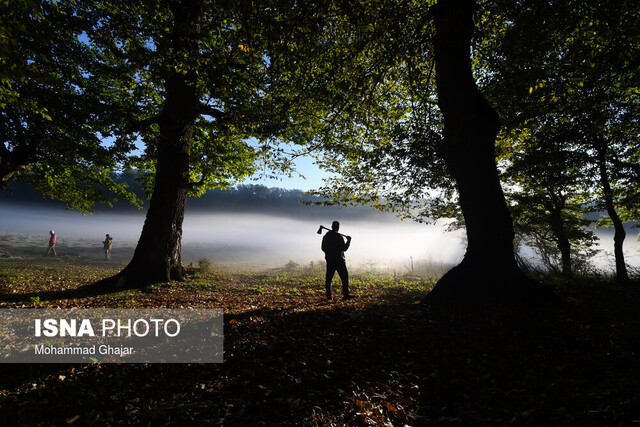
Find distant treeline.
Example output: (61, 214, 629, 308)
(0, 171, 389, 221)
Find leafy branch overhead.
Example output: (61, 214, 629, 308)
(0, 1, 140, 212)
(300, 0, 639, 277)
(2, 0, 639, 286)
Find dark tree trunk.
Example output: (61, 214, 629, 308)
(423, 0, 539, 306)
(93, 1, 202, 290)
(546, 200, 572, 276)
(551, 211, 572, 276)
(114, 70, 196, 287)
(597, 142, 629, 282)
(0, 114, 33, 189)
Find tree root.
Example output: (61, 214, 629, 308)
(421, 259, 554, 310)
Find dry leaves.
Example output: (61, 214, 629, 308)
(0, 260, 639, 425)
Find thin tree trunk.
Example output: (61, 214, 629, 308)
(597, 143, 629, 282)
(423, 0, 539, 306)
(548, 207, 572, 276)
(93, 0, 201, 289)
(545, 195, 572, 276)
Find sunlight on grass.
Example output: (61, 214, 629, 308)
(0, 259, 435, 311)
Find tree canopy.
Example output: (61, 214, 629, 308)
(483, 0, 640, 277)
(0, 0, 139, 212)
(303, 0, 639, 279)
(3, 0, 639, 291)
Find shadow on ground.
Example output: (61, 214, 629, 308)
(0, 284, 639, 425)
(0, 281, 127, 303)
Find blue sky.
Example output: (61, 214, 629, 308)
(243, 155, 330, 191)
(121, 136, 329, 192)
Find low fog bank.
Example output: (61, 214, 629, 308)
(1, 202, 637, 274)
(582, 227, 640, 274)
(181, 213, 465, 271)
(0, 202, 465, 270)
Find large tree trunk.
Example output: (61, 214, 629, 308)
(597, 142, 629, 282)
(423, 0, 539, 306)
(93, 1, 201, 290)
(114, 71, 196, 287)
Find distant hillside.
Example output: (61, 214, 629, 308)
(0, 173, 392, 221)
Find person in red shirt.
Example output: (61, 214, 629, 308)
(46, 230, 57, 256)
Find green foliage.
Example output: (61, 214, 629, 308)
(254, 0, 457, 222)
(477, 0, 640, 270)
(303, 261, 325, 276)
(0, 0, 141, 212)
(258, 3, 501, 227)
(283, 260, 301, 272)
(197, 258, 212, 274)
(4, 0, 639, 276)
(292, 0, 638, 273)
(3, 0, 314, 212)
(512, 203, 600, 274)
(78, 0, 266, 195)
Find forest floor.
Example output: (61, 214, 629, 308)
(0, 258, 639, 426)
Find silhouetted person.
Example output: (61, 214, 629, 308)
(321, 221, 353, 300)
(46, 230, 57, 256)
(103, 234, 113, 260)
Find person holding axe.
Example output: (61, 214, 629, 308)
(320, 221, 353, 300)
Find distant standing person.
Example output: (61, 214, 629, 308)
(103, 234, 113, 260)
(46, 230, 57, 256)
(321, 221, 353, 300)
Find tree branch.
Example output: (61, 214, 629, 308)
(188, 176, 206, 189)
(127, 116, 161, 134)
(610, 156, 640, 184)
(198, 103, 227, 120)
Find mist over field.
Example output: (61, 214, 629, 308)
(0, 202, 465, 271)
(1, 200, 638, 273)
